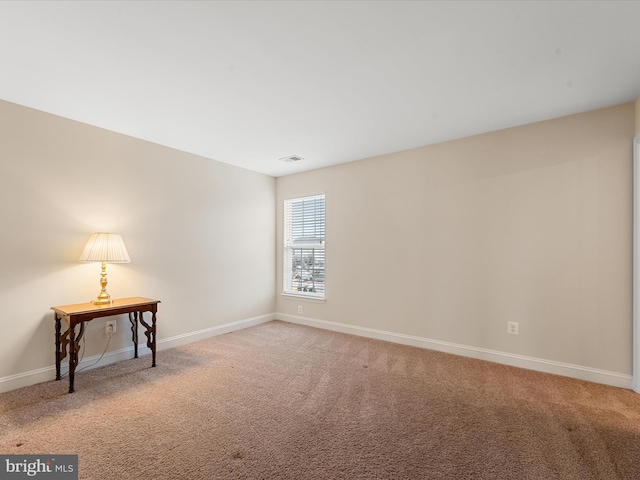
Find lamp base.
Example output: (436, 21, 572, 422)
(92, 289, 112, 304)
(92, 262, 113, 305)
(92, 297, 113, 305)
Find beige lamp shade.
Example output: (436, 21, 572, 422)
(79, 233, 131, 263)
(80, 233, 130, 304)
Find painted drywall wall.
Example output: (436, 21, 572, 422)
(0, 100, 275, 388)
(277, 103, 634, 376)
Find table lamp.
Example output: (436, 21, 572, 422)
(79, 233, 131, 305)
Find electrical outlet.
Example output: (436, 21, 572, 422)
(507, 321, 519, 335)
(297, 305, 303, 314)
(106, 320, 116, 337)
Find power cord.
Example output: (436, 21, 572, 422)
(60, 333, 112, 378)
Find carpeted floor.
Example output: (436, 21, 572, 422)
(1, 320, 640, 479)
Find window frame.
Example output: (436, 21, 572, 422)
(282, 194, 326, 300)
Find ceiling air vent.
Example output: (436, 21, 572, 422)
(280, 155, 304, 163)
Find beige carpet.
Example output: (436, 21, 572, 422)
(1, 320, 640, 479)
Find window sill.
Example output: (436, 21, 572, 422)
(281, 293, 326, 303)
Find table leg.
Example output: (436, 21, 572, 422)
(68, 323, 77, 393)
(129, 312, 139, 358)
(55, 321, 71, 382)
(68, 322, 86, 394)
(151, 310, 156, 367)
(55, 315, 62, 380)
(139, 311, 157, 368)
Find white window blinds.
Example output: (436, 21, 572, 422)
(283, 194, 325, 297)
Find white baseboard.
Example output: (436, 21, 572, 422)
(277, 313, 633, 390)
(0, 345, 142, 394)
(156, 313, 275, 351)
(0, 313, 275, 394)
(3, 312, 631, 393)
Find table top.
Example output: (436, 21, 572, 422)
(51, 297, 160, 316)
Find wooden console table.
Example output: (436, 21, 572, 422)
(51, 297, 160, 393)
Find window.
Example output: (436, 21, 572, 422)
(283, 194, 325, 298)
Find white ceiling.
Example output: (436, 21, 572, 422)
(1, 1, 639, 177)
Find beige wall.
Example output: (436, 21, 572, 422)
(1, 98, 634, 390)
(0, 100, 276, 388)
(277, 103, 634, 375)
